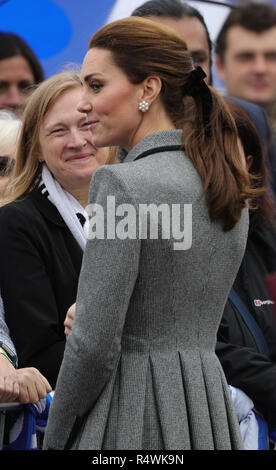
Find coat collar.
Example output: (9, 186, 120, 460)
(122, 130, 183, 164)
(31, 189, 67, 228)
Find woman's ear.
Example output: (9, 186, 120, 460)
(34, 145, 44, 163)
(141, 75, 162, 106)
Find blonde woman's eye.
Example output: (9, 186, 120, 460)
(51, 128, 65, 135)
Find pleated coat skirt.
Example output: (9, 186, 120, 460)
(44, 131, 248, 450)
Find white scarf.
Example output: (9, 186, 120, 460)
(40, 164, 88, 251)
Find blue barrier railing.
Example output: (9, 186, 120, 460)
(0, 402, 23, 449)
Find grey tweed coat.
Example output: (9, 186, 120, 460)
(43, 130, 248, 450)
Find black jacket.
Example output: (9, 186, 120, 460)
(0, 190, 83, 387)
(216, 211, 276, 431)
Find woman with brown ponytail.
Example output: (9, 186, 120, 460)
(44, 17, 259, 450)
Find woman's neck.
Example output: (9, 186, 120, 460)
(67, 186, 89, 208)
(124, 105, 176, 152)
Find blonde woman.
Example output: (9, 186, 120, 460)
(0, 71, 108, 388)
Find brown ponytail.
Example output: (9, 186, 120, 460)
(182, 85, 259, 231)
(89, 16, 263, 231)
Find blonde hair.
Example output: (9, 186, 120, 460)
(1, 70, 82, 206)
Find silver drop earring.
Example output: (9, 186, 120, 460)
(138, 100, 149, 112)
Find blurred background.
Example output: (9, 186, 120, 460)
(1, 0, 276, 87)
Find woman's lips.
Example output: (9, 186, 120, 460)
(66, 153, 93, 162)
(88, 120, 99, 128)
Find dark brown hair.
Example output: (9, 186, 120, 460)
(131, 0, 213, 84)
(0, 32, 44, 83)
(89, 17, 260, 231)
(224, 97, 276, 226)
(215, 1, 276, 62)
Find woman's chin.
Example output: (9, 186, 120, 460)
(91, 134, 111, 150)
(92, 140, 105, 149)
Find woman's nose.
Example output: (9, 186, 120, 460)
(77, 98, 92, 114)
(68, 131, 87, 148)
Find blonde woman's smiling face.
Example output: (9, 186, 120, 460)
(38, 86, 107, 192)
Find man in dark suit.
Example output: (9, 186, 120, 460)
(132, 0, 213, 85)
(215, 1, 276, 195)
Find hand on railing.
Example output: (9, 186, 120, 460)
(0, 354, 52, 404)
(16, 368, 52, 404)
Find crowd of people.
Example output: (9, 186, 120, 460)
(0, 0, 275, 451)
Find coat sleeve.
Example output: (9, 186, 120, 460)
(44, 166, 141, 450)
(216, 300, 276, 431)
(0, 294, 16, 356)
(0, 203, 66, 386)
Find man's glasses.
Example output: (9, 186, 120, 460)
(0, 156, 15, 176)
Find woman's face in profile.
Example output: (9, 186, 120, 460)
(79, 48, 143, 151)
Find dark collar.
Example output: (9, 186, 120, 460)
(31, 189, 67, 228)
(123, 130, 183, 163)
